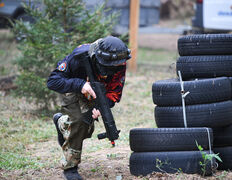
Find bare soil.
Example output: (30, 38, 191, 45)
(1, 139, 232, 180)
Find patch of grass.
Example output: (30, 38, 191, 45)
(0, 152, 44, 170)
(0, 96, 55, 170)
(137, 47, 178, 66)
(0, 116, 55, 152)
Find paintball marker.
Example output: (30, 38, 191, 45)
(82, 53, 120, 147)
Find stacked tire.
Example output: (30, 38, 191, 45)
(153, 77, 232, 129)
(176, 34, 232, 171)
(129, 34, 232, 177)
(129, 128, 214, 176)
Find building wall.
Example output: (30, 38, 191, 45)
(84, 0, 160, 34)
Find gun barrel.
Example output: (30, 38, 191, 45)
(82, 55, 120, 145)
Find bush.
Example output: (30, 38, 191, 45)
(13, 0, 117, 109)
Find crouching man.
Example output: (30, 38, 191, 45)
(47, 36, 131, 180)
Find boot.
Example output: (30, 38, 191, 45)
(63, 166, 83, 180)
(53, 113, 65, 146)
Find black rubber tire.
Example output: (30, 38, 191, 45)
(129, 128, 213, 152)
(152, 77, 231, 106)
(178, 34, 232, 56)
(213, 125, 232, 147)
(130, 151, 214, 176)
(176, 55, 232, 79)
(155, 101, 232, 128)
(214, 147, 232, 170)
(229, 77, 232, 98)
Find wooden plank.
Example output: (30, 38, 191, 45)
(128, 0, 140, 72)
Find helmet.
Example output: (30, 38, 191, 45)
(88, 36, 131, 66)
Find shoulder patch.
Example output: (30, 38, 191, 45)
(58, 62, 67, 71)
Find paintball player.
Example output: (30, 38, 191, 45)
(47, 36, 131, 180)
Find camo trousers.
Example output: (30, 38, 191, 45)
(58, 93, 95, 170)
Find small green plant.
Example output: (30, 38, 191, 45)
(156, 158, 183, 175)
(107, 153, 117, 159)
(90, 165, 102, 173)
(91, 168, 97, 172)
(196, 141, 222, 177)
(155, 158, 170, 173)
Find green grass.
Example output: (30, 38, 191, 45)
(0, 96, 55, 170)
(0, 114, 54, 152)
(137, 47, 178, 66)
(0, 152, 43, 170)
(0, 117, 55, 170)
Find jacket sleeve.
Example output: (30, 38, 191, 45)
(47, 57, 86, 94)
(105, 65, 126, 106)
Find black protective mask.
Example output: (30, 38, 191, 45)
(95, 61, 124, 77)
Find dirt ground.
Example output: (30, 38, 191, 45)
(1, 139, 231, 180)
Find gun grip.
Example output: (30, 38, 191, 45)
(97, 132, 107, 140)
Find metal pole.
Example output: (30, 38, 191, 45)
(178, 71, 190, 128)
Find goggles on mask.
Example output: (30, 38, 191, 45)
(95, 60, 124, 77)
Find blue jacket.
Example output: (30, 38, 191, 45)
(47, 44, 90, 94)
(47, 44, 126, 107)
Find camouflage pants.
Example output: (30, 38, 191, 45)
(58, 93, 95, 170)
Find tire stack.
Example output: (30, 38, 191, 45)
(129, 128, 214, 176)
(176, 34, 232, 171)
(129, 34, 232, 176)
